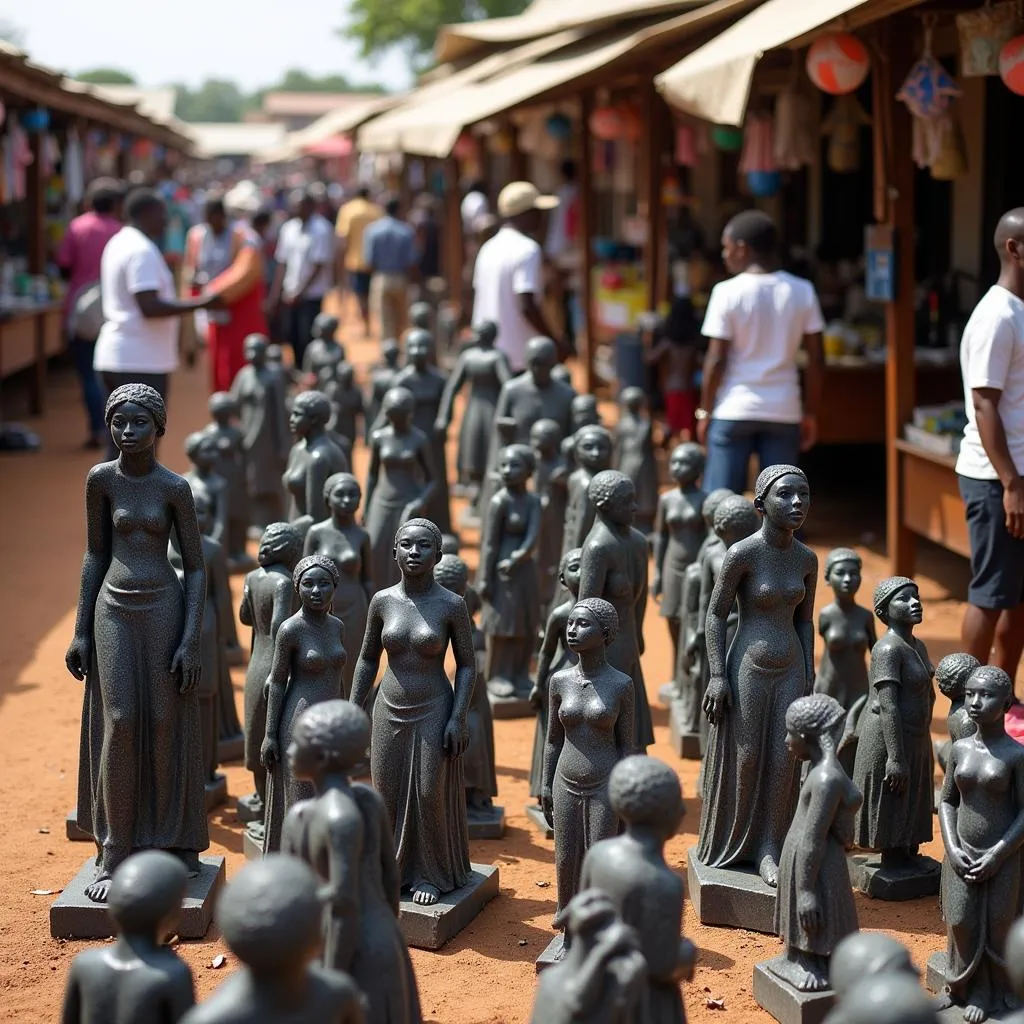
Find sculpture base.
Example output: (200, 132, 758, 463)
(204, 774, 228, 813)
(687, 848, 777, 934)
(927, 952, 1015, 1021)
(487, 693, 534, 720)
(235, 792, 264, 825)
(51, 856, 225, 939)
(399, 863, 499, 950)
(847, 853, 941, 901)
(535, 933, 565, 972)
(467, 805, 505, 840)
(65, 810, 92, 843)
(218, 733, 244, 763)
(525, 803, 554, 839)
(668, 702, 702, 760)
(753, 959, 836, 1024)
(658, 681, 677, 707)
(242, 828, 263, 861)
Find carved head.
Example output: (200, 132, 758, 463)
(589, 469, 636, 526)
(105, 383, 167, 453)
(257, 522, 303, 571)
(872, 576, 921, 627)
(499, 443, 535, 488)
(965, 664, 1014, 727)
(701, 488, 734, 530)
(824, 547, 862, 597)
(292, 554, 340, 612)
(434, 552, 470, 599)
(574, 425, 613, 473)
(934, 652, 981, 702)
(566, 597, 619, 653)
(530, 418, 562, 456)
(713, 495, 759, 548)
(323, 472, 362, 518)
(107, 851, 188, 941)
(559, 547, 583, 597)
(753, 464, 809, 533)
(608, 755, 683, 838)
(669, 442, 704, 485)
(289, 699, 370, 779)
(289, 390, 332, 438)
(394, 518, 443, 580)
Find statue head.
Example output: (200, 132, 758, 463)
(105, 383, 167, 454)
(965, 664, 1015, 728)
(243, 332, 269, 366)
(311, 312, 339, 343)
(608, 755, 684, 839)
(701, 488, 734, 530)
(323, 472, 361, 520)
(530, 418, 562, 456)
(934, 652, 981, 702)
(433, 552, 470, 599)
(107, 851, 188, 941)
(208, 390, 239, 424)
(559, 547, 584, 597)
(289, 390, 332, 439)
(381, 386, 415, 429)
(824, 547, 863, 599)
(574, 425, 613, 473)
(713, 495, 759, 548)
(753, 464, 810, 533)
(393, 518, 443, 580)
(257, 522, 303, 571)
(669, 442, 704, 485)
(872, 576, 921, 628)
(498, 443, 535, 489)
(589, 469, 636, 527)
(292, 553, 340, 612)
(566, 597, 619, 654)
(785, 693, 846, 761)
(289, 699, 370, 780)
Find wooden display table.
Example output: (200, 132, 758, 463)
(893, 439, 970, 560)
(0, 302, 64, 415)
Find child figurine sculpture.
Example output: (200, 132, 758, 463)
(531, 419, 570, 612)
(561, 426, 614, 556)
(204, 391, 252, 571)
(614, 387, 659, 534)
(562, 394, 603, 468)
(282, 390, 349, 533)
(61, 852, 195, 1024)
(364, 338, 401, 443)
(935, 652, 982, 772)
(324, 361, 364, 452)
(301, 312, 346, 384)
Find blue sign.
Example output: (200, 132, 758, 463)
(865, 225, 895, 303)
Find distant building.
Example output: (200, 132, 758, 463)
(184, 122, 288, 171)
(247, 92, 380, 131)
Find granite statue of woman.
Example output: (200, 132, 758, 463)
(852, 577, 936, 877)
(61, 852, 195, 1024)
(479, 443, 542, 703)
(651, 443, 705, 700)
(562, 426, 614, 557)
(543, 598, 637, 923)
(477, 417, 518, 533)
(562, 394, 603, 468)
(390, 328, 451, 533)
(580, 756, 695, 1023)
(364, 338, 401, 444)
(698, 465, 817, 888)
(935, 653, 982, 773)
(301, 312, 346, 383)
(237, 522, 302, 833)
(578, 471, 653, 751)
(305, 473, 374, 698)
(935, 666, 1024, 1024)
(815, 549, 877, 710)
(614, 387, 659, 534)
(282, 390, 349, 532)
(324, 362, 364, 452)
(531, 418, 570, 612)
(364, 386, 435, 591)
(435, 320, 511, 507)
(283, 700, 423, 1024)
(230, 333, 291, 532)
(182, 430, 229, 547)
(260, 555, 346, 853)
(203, 391, 251, 571)
(180, 857, 365, 1024)
(763, 694, 861, 994)
(350, 519, 475, 906)
(65, 384, 209, 902)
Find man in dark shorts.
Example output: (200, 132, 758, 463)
(955, 207, 1024, 735)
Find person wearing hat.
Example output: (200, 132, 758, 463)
(471, 181, 561, 373)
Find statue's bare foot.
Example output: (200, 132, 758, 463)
(411, 884, 440, 906)
(793, 965, 829, 993)
(84, 872, 114, 903)
(963, 1004, 987, 1023)
(758, 854, 779, 887)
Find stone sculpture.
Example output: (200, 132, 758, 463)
(562, 426, 614, 558)
(203, 391, 251, 571)
(825, 974, 941, 1024)
(562, 394, 603, 469)
(237, 523, 302, 834)
(851, 576, 938, 898)
(697, 465, 817, 892)
(183, 430, 229, 547)
(230, 333, 291, 532)
(260, 554, 346, 854)
(935, 652, 982, 772)
(530, 890, 647, 1024)
(66, 384, 208, 902)
(531, 418, 570, 612)
(305, 472, 374, 698)
(479, 443, 542, 705)
(301, 312, 346, 383)
(578, 471, 653, 751)
(1008, 918, 1024, 1024)
(933, 665, 1024, 1023)
(614, 387, 659, 534)
(477, 416, 519, 532)
(60, 851, 195, 1024)
(829, 932, 921, 1001)
(350, 519, 475, 906)
(364, 387, 435, 591)
(364, 338, 401, 443)
(282, 700, 423, 1024)
(325, 361, 364, 452)
(180, 857, 365, 1024)
(580, 756, 695, 1022)
(543, 598, 637, 923)
(435, 320, 512, 507)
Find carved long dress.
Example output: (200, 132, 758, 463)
(443, 345, 511, 484)
(230, 362, 289, 523)
(615, 411, 659, 526)
(815, 603, 875, 710)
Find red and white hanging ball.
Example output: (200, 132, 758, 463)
(1000, 35, 1024, 97)
(806, 31, 871, 95)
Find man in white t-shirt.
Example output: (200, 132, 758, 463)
(471, 181, 560, 373)
(955, 207, 1024, 700)
(696, 210, 825, 493)
(94, 188, 221, 456)
(270, 188, 335, 366)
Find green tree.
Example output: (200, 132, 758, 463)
(173, 79, 248, 122)
(76, 68, 137, 85)
(271, 68, 386, 94)
(343, 0, 529, 66)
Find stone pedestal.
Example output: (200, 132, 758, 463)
(525, 803, 554, 839)
(535, 933, 565, 972)
(65, 810, 91, 843)
(847, 853, 941, 901)
(235, 792, 264, 825)
(242, 827, 264, 861)
(927, 952, 1014, 1022)
(204, 773, 228, 813)
(399, 863, 498, 950)
(687, 847, 777, 934)
(218, 733, 244, 763)
(753, 959, 835, 1024)
(488, 693, 535, 720)
(51, 856, 225, 939)
(467, 805, 505, 840)
(668, 701, 702, 760)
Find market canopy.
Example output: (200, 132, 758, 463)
(259, 94, 399, 163)
(655, 0, 925, 125)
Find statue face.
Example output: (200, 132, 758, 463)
(828, 560, 862, 598)
(384, 393, 414, 427)
(297, 566, 335, 612)
(576, 430, 611, 471)
(195, 436, 219, 471)
(669, 446, 702, 484)
(965, 674, 1010, 726)
(395, 525, 438, 578)
(109, 401, 158, 455)
(406, 336, 431, 367)
(885, 583, 922, 628)
(785, 726, 811, 762)
(289, 404, 313, 438)
(527, 352, 555, 385)
(287, 737, 318, 781)
(245, 338, 267, 365)
(499, 448, 530, 488)
(560, 554, 583, 595)
(328, 479, 361, 516)
(761, 472, 810, 531)
(565, 607, 604, 654)
(602, 487, 637, 527)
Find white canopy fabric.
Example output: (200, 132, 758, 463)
(259, 95, 399, 163)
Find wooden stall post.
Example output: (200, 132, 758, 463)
(443, 156, 464, 319)
(577, 92, 596, 394)
(641, 79, 665, 316)
(509, 121, 527, 182)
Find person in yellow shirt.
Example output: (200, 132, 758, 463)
(335, 186, 383, 337)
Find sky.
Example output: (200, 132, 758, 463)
(4, 0, 413, 92)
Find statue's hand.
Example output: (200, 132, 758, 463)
(541, 791, 554, 830)
(65, 634, 91, 681)
(797, 891, 821, 934)
(703, 675, 730, 724)
(965, 849, 1002, 884)
(529, 684, 545, 710)
(260, 737, 279, 769)
(883, 759, 908, 795)
(172, 641, 202, 694)
(946, 844, 973, 880)
(433, 418, 447, 437)
(442, 715, 469, 757)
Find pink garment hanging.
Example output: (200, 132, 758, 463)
(675, 123, 698, 167)
(774, 89, 816, 170)
(739, 113, 777, 173)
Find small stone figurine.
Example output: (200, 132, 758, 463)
(562, 394, 603, 468)
(531, 418, 570, 612)
(815, 549, 877, 710)
(61, 851, 195, 1024)
(260, 555, 346, 854)
(477, 416, 519, 532)
(204, 391, 252, 571)
(698, 465, 817, 889)
(364, 338, 401, 444)
(435, 320, 512, 506)
(183, 430, 229, 546)
(180, 857, 365, 1024)
(614, 387, 659, 534)
(530, 890, 647, 1024)
(543, 598, 637, 923)
(760, 694, 861, 996)
(282, 700, 422, 1024)
(828, 932, 921, 1005)
(825, 974, 941, 1024)
(580, 756, 695, 1023)
(304, 473, 374, 699)
(66, 384, 208, 902)
(935, 652, 982, 772)
(651, 442, 706, 701)
(479, 444, 542, 703)
(851, 577, 937, 886)
(324, 361, 364, 453)
(934, 665, 1024, 1023)
(562, 425, 614, 557)
(230, 333, 291, 532)
(301, 312, 346, 383)
(238, 523, 302, 834)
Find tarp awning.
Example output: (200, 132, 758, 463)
(655, 0, 924, 126)
(258, 95, 399, 163)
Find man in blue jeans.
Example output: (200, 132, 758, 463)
(695, 211, 825, 493)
